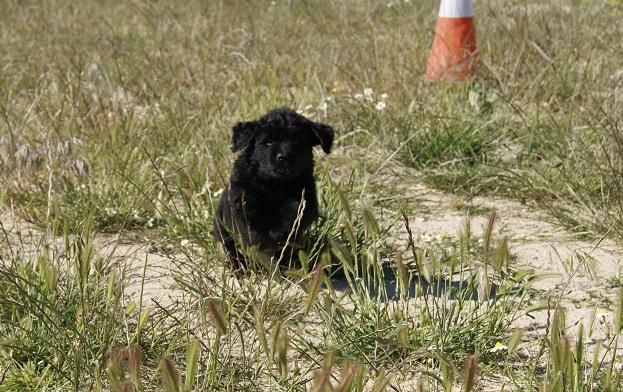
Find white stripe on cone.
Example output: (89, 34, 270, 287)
(438, 0, 473, 18)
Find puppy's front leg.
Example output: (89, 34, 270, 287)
(269, 199, 306, 243)
(230, 189, 259, 219)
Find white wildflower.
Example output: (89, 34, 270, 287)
(490, 342, 508, 353)
(375, 101, 387, 111)
(181, 239, 190, 247)
(437, 232, 449, 242)
(363, 88, 374, 97)
(597, 309, 610, 320)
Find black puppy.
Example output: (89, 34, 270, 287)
(213, 108, 334, 270)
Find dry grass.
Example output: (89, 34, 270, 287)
(1, 0, 623, 390)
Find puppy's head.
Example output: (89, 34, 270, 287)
(231, 108, 334, 180)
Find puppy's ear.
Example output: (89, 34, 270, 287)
(231, 121, 258, 152)
(310, 122, 334, 154)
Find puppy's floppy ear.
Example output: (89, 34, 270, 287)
(310, 122, 334, 154)
(231, 121, 258, 152)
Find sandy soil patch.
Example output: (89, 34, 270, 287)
(397, 182, 623, 351)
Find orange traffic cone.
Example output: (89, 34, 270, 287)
(425, 0, 478, 81)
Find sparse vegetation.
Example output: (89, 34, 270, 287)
(1, 0, 623, 390)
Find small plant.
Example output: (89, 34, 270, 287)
(0, 219, 127, 389)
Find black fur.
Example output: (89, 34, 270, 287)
(213, 108, 334, 270)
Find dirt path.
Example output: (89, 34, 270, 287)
(398, 182, 623, 348)
(93, 235, 183, 307)
(0, 208, 182, 308)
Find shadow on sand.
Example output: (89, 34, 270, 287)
(330, 266, 498, 301)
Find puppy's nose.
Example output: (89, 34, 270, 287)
(276, 153, 289, 162)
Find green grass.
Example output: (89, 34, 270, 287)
(1, 0, 623, 390)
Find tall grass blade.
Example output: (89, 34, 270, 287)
(494, 236, 510, 273)
(615, 288, 623, 334)
(159, 356, 181, 392)
(483, 211, 496, 257)
(508, 328, 524, 354)
(395, 250, 408, 299)
(371, 370, 392, 392)
(461, 355, 478, 392)
(336, 362, 359, 392)
(254, 306, 270, 360)
(204, 298, 227, 335)
(305, 264, 324, 314)
(312, 367, 333, 392)
(127, 345, 143, 390)
(184, 338, 201, 392)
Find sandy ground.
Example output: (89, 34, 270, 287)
(395, 182, 623, 358)
(364, 177, 623, 390)
(0, 207, 182, 308)
(2, 178, 623, 390)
